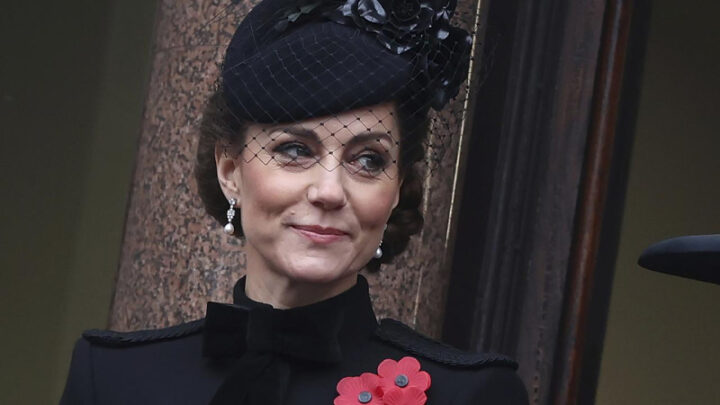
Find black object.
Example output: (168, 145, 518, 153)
(638, 234, 720, 285)
(60, 276, 528, 404)
(222, 0, 472, 123)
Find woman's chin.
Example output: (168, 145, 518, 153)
(281, 257, 359, 285)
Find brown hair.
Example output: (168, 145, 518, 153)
(194, 87, 426, 271)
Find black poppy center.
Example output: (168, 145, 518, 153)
(392, 0, 421, 21)
(358, 391, 373, 403)
(395, 373, 410, 387)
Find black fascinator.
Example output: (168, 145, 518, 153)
(221, 0, 472, 125)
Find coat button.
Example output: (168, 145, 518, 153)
(358, 391, 373, 403)
(395, 374, 409, 387)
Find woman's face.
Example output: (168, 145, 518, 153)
(217, 102, 402, 287)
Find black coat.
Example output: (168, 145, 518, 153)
(60, 276, 528, 404)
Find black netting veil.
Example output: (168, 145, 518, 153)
(207, 0, 474, 180)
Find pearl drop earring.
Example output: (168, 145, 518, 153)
(224, 198, 236, 235)
(374, 224, 387, 259)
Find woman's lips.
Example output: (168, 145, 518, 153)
(291, 225, 349, 244)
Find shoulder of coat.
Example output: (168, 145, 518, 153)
(82, 318, 205, 347)
(374, 318, 518, 369)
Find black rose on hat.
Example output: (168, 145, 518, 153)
(392, 0, 422, 21)
(274, 0, 324, 32)
(426, 26, 472, 109)
(327, 0, 457, 54)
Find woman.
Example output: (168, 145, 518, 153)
(61, 0, 528, 403)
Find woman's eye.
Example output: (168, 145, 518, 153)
(272, 142, 314, 165)
(349, 151, 388, 176)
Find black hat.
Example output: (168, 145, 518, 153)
(221, 0, 471, 124)
(638, 234, 720, 285)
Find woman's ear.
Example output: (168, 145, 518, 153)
(215, 142, 242, 204)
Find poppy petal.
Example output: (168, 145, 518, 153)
(397, 356, 421, 374)
(403, 387, 428, 404)
(377, 358, 398, 377)
(336, 376, 363, 396)
(334, 397, 355, 405)
(382, 388, 405, 404)
(413, 370, 431, 390)
(383, 386, 428, 405)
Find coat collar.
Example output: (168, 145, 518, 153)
(203, 274, 378, 360)
(232, 274, 379, 344)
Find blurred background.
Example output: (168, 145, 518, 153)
(0, 0, 718, 404)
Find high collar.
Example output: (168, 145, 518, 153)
(231, 274, 379, 345)
(204, 276, 379, 404)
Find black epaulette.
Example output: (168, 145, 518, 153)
(375, 319, 518, 369)
(82, 319, 205, 347)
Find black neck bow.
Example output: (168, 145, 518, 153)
(202, 276, 378, 405)
(202, 301, 344, 362)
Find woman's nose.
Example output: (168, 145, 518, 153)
(307, 168, 347, 210)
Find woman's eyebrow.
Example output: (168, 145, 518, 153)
(274, 126, 320, 142)
(345, 132, 396, 147)
(273, 127, 396, 148)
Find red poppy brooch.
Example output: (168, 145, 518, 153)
(334, 356, 431, 405)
